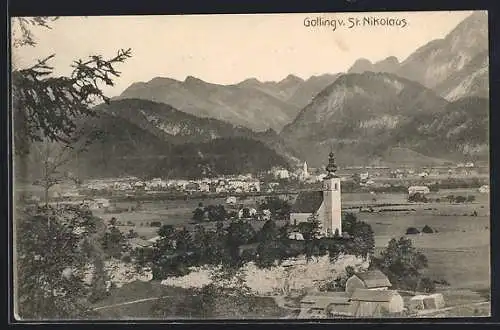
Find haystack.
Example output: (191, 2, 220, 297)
(408, 295, 427, 312)
(423, 293, 445, 309)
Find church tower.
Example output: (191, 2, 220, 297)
(322, 152, 342, 236)
(303, 161, 309, 178)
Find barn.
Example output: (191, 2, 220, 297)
(348, 289, 404, 317)
(299, 292, 351, 319)
(345, 270, 392, 297)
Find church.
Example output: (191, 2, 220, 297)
(290, 152, 342, 237)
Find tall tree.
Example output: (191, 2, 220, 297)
(372, 237, 429, 291)
(12, 17, 131, 320)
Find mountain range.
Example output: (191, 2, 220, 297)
(346, 11, 488, 101)
(17, 103, 291, 181)
(117, 73, 340, 132)
(20, 12, 489, 180)
(282, 72, 449, 166)
(281, 71, 488, 166)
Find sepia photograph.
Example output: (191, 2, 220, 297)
(11, 10, 490, 320)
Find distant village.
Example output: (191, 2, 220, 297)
(26, 160, 489, 208)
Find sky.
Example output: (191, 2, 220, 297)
(12, 11, 476, 97)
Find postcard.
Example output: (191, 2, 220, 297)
(11, 11, 490, 320)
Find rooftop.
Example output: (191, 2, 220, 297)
(350, 289, 400, 302)
(301, 292, 350, 309)
(353, 270, 392, 288)
(291, 190, 324, 213)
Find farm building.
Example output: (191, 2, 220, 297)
(147, 236, 161, 244)
(288, 232, 305, 240)
(423, 293, 445, 309)
(479, 185, 490, 193)
(409, 293, 445, 312)
(128, 237, 154, 250)
(408, 186, 430, 196)
(348, 289, 404, 317)
(345, 270, 392, 296)
(298, 292, 351, 319)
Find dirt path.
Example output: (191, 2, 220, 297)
(92, 295, 169, 311)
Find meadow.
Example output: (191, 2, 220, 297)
(102, 188, 490, 294)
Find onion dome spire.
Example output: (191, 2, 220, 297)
(325, 151, 338, 178)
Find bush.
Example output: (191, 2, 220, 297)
(150, 221, 162, 227)
(408, 193, 428, 203)
(466, 195, 476, 203)
(433, 279, 450, 286)
(454, 195, 467, 203)
(406, 227, 420, 235)
(121, 255, 132, 263)
(421, 225, 434, 234)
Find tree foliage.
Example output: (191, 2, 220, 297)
(257, 196, 291, 220)
(101, 223, 125, 258)
(12, 17, 132, 155)
(13, 49, 132, 155)
(341, 212, 375, 258)
(372, 237, 429, 291)
(16, 205, 99, 319)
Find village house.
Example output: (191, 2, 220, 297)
(479, 185, 490, 194)
(185, 182, 200, 192)
(128, 237, 154, 250)
(238, 207, 257, 219)
(348, 289, 404, 317)
(288, 232, 304, 240)
(408, 186, 430, 196)
(216, 185, 228, 193)
(226, 196, 237, 205)
(114, 182, 133, 191)
(345, 270, 392, 297)
(359, 172, 369, 181)
(273, 168, 290, 180)
(94, 198, 111, 208)
(199, 181, 210, 192)
(289, 152, 342, 237)
(418, 171, 429, 178)
(146, 178, 168, 190)
(261, 209, 271, 221)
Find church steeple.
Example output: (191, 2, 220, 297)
(325, 151, 338, 178)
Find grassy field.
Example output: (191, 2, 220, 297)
(93, 281, 289, 320)
(362, 193, 490, 291)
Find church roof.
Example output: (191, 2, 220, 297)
(291, 191, 324, 213)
